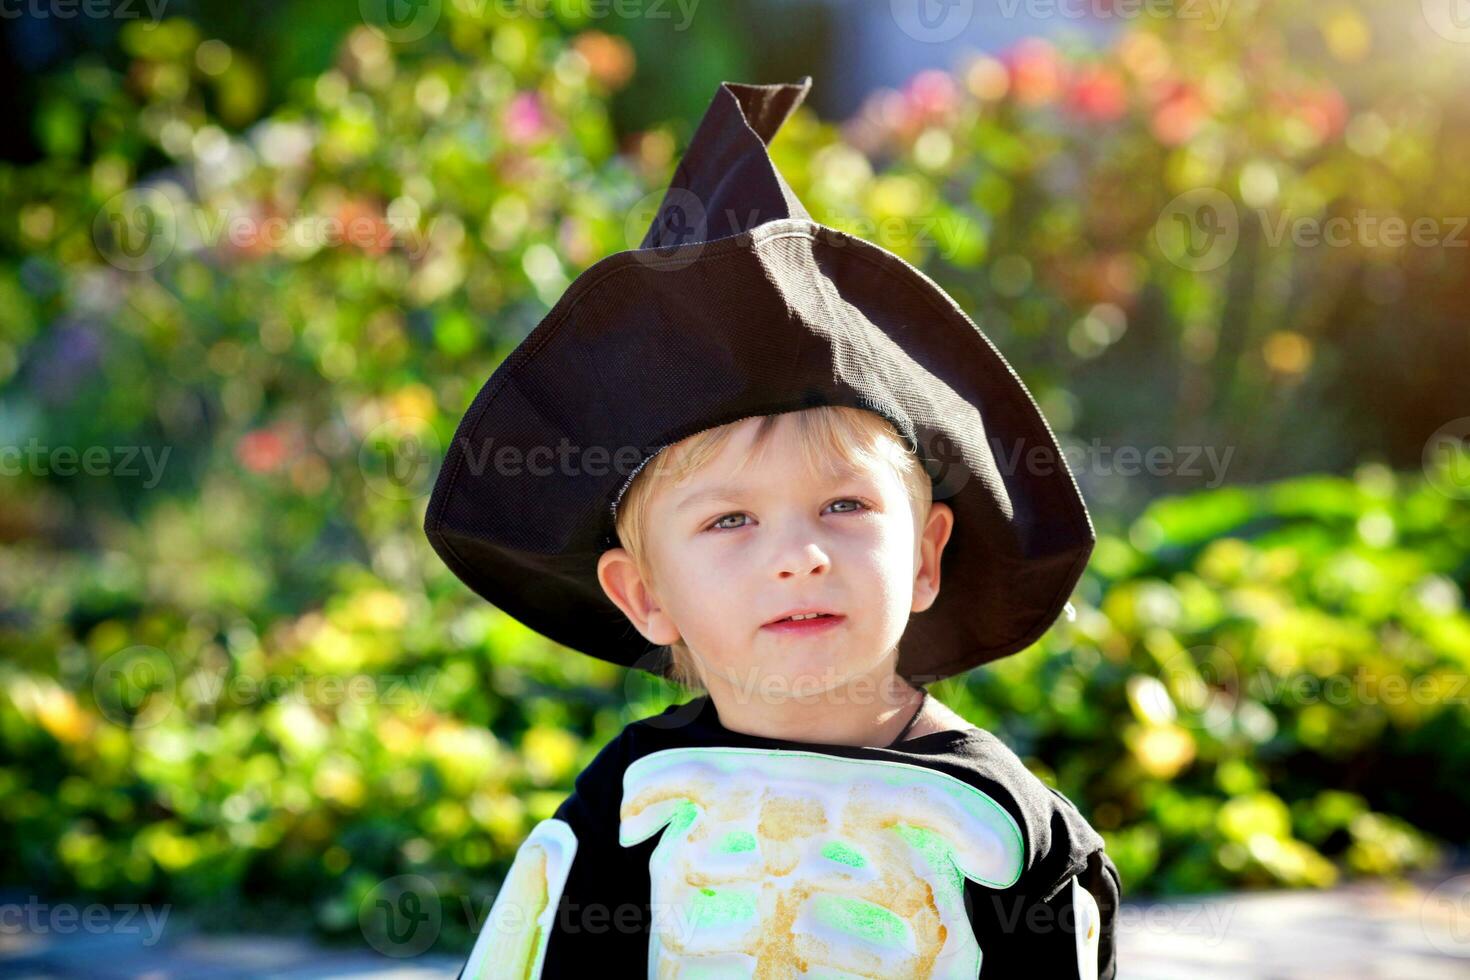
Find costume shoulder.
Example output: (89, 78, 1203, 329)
(944, 728, 1108, 902)
(556, 721, 635, 822)
(458, 725, 651, 979)
(942, 728, 1121, 980)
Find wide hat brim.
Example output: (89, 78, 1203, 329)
(424, 77, 1094, 684)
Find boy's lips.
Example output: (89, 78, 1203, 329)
(760, 611, 846, 635)
(762, 607, 842, 626)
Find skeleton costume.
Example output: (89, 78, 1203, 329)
(425, 76, 1118, 978)
(456, 693, 1119, 979)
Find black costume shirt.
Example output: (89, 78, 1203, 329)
(459, 694, 1120, 979)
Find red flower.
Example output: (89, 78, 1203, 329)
(572, 31, 635, 90)
(237, 429, 290, 474)
(1151, 83, 1208, 146)
(1294, 84, 1348, 142)
(334, 198, 392, 256)
(1002, 38, 1067, 107)
(1066, 66, 1128, 122)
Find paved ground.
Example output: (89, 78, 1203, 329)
(3, 867, 1470, 978)
(1115, 868, 1470, 978)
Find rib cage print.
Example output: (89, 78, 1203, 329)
(619, 746, 1026, 979)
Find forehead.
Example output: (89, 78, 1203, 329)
(644, 410, 903, 514)
(666, 455, 890, 513)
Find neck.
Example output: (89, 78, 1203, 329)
(703, 668, 925, 748)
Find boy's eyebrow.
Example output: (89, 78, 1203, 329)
(674, 485, 752, 513)
(673, 470, 876, 513)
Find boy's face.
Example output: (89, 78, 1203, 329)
(597, 412, 953, 703)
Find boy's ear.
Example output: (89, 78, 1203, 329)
(912, 501, 955, 614)
(596, 548, 682, 645)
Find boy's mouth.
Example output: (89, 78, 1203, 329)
(761, 610, 845, 633)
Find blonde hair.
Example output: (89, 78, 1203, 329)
(612, 405, 935, 690)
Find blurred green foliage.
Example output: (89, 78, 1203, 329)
(2, 0, 1468, 953)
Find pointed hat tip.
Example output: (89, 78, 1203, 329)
(639, 75, 816, 249)
(719, 76, 815, 145)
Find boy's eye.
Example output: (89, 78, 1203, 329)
(704, 499, 868, 532)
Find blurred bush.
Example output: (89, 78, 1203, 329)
(2, 0, 1468, 952)
(941, 459, 1470, 895)
(4, 459, 1466, 943)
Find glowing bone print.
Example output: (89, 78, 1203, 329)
(619, 746, 1025, 978)
(462, 817, 577, 980)
(1072, 874, 1101, 980)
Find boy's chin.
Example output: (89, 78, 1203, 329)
(724, 656, 894, 700)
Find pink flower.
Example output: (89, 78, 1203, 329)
(904, 69, 958, 123)
(506, 91, 550, 145)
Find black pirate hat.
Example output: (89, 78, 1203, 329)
(423, 76, 1093, 683)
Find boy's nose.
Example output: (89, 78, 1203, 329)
(774, 541, 831, 578)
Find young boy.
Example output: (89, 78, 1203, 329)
(426, 77, 1118, 978)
